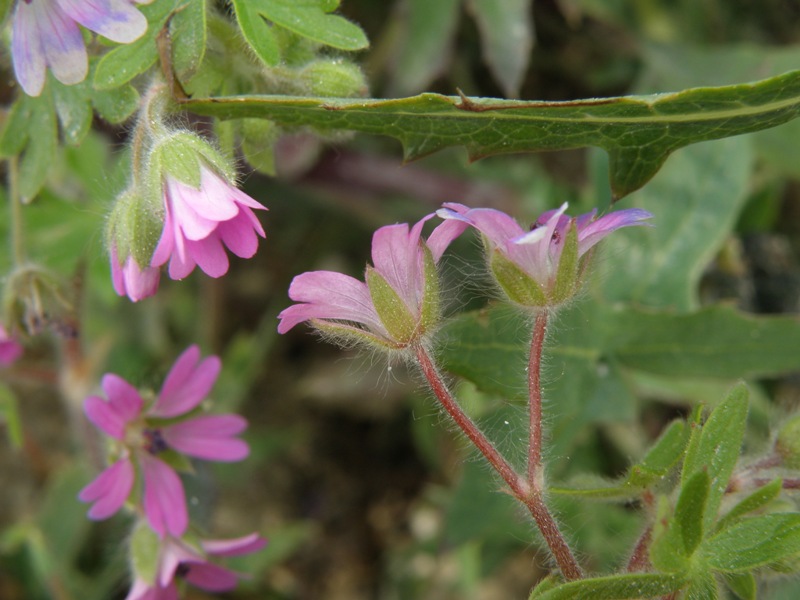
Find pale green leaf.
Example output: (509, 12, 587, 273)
(170, 0, 207, 83)
(704, 513, 800, 572)
(231, 0, 279, 66)
(255, 0, 369, 51)
(531, 572, 687, 599)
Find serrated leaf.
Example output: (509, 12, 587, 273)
(170, 0, 207, 83)
(531, 572, 687, 599)
(682, 384, 748, 530)
(467, 0, 534, 98)
(183, 69, 800, 198)
(230, 0, 279, 66)
(391, 0, 461, 95)
(715, 478, 783, 533)
(93, 0, 177, 90)
(703, 513, 800, 572)
(255, 0, 368, 51)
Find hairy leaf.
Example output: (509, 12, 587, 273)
(703, 513, 800, 572)
(530, 572, 687, 599)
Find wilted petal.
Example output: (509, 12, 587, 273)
(141, 455, 188, 538)
(163, 415, 249, 462)
(277, 270, 386, 335)
(79, 458, 134, 519)
(152, 346, 221, 418)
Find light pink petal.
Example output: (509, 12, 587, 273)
(112, 251, 160, 302)
(438, 206, 526, 249)
(371, 221, 426, 313)
(11, 0, 48, 96)
(57, 0, 148, 43)
(183, 562, 239, 592)
(514, 202, 568, 279)
(163, 415, 249, 462)
(102, 373, 145, 422)
(185, 234, 230, 278)
(229, 184, 269, 212)
(141, 455, 188, 538)
(216, 211, 260, 258)
(165, 178, 222, 241)
(151, 209, 175, 268)
(277, 271, 385, 335)
(85, 395, 126, 439)
(125, 577, 161, 600)
(37, 0, 88, 87)
(158, 538, 202, 587)
(78, 458, 134, 519)
(577, 208, 653, 255)
(152, 346, 221, 418)
(166, 249, 197, 281)
(201, 533, 267, 557)
(427, 217, 468, 263)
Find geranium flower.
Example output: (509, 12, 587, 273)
(434, 202, 653, 307)
(150, 163, 267, 281)
(0, 325, 23, 366)
(110, 246, 161, 303)
(79, 346, 249, 537)
(11, 0, 151, 96)
(126, 530, 267, 600)
(278, 214, 456, 349)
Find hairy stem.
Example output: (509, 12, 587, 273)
(528, 310, 548, 484)
(414, 343, 582, 580)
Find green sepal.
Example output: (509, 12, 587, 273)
(550, 223, 579, 305)
(419, 244, 440, 334)
(312, 320, 398, 350)
(129, 521, 162, 586)
(715, 477, 782, 533)
(530, 572, 688, 599)
(152, 131, 236, 187)
(299, 59, 368, 98)
(366, 267, 417, 345)
(107, 187, 164, 269)
(489, 249, 547, 307)
(723, 572, 757, 600)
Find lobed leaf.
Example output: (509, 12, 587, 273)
(184, 69, 800, 198)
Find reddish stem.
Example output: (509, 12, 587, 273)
(626, 525, 653, 572)
(528, 311, 548, 484)
(414, 343, 582, 581)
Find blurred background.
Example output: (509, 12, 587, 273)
(2, 0, 800, 598)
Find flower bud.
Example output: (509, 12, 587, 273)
(300, 59, 368, 97)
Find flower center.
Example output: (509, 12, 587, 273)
(142, 428, 169, 455)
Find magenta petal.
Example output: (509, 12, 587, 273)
(166, 248, 197, 281)
(163, 415, 249, 462)
(277, 271, 385, 335)
(184, 563, 239, 592)
(57, 0, 148, 43)
(0, 326, 23, 367)
(152, 346, 221, 418)
(166, 178, 221, 241)
(141, 455, 188, 538)
(102, 373, 144, 421)
(216, 211, 260, 258)
(201, 533, 267, 557)
(79, 458, 134, 519)
(185, 234, 230, 278)
(371, 223, 422, 312)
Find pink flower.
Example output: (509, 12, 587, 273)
(434, 202, 652, 306)
(150, 164, 268, 281)
(126, 532, 267, 600)
(278, 214, 456, 348)
(79, 346, 249, 537)
(11, 0, 151, 97)
(110, 246, 161, 303)
(0, 325, 23, 366)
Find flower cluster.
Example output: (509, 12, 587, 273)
(11, 0, 151, 96)
(279, 203, 653, 341)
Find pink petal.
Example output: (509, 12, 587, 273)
(151, 209, 175, 268)
(152, 346, 221, 418)
(11, 0, 47, 96)
(216, 210, 260, 258)
(201, 533, 267, 557)
(37, 0, 88, 86)
(141, 455, 188, 538)
(163, 415, 249, 462)
(183, 562, 239, 592)
(57, 0, 148, 43)
(371, 222, 423, 313)
(165, 177, 222, 241)
(78, 458, 134, 519)
(185, 234, 230, 278)
(577, 208, 653, 255)
(0, 326, 23, 366)
(111, 249, 160, 302)
(277, 271, 385, 335)
(102, 373, 144, 420)
(166, 248, 197, 281)
(159, 538, 202, 587)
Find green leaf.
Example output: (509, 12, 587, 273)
(703, 513, 800, 572)
(170, 0, 207, 83)
(182, 69, 800, 198)
(391, 0, 461, 95)
(0, 96, 32, 157)
(627, 420, 688, 488)
(92, 84, 140, 123)
(52, 81, 92, 145)
(723, 572, 757, 600)
(682, 384, 748, 530)
(19, 92, 57, 202)
(650, 495, 691, 573)
(467, 0, 534, 98)
(0, 382, 23, 449)
(683, 572, 719, 600)
(674, 470, 710, 555)
(595, 136, 752, 311)
(715, 478, 783, 533)
(254, 0, 369, 51)
(93, 0, 177, 90)
(530, 572, 687, 599)
(230, 0, 279, 66)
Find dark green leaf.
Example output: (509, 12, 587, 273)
(675, 470, 710, 555)
(467, 0, 534, 98)
(531, 572, 687, 599)
(682, 384, 748, 530)
(704, 513, 800, 572)
(170, 0, 207, 83)
(391, 0, 461, 95)
(255, 0, 369, 51)
(231, 0, 279, 66)
(715, 478, 783, 533)
(183, 69, 800, 198)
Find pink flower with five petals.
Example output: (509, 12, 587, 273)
(79, 346, 249, 537)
